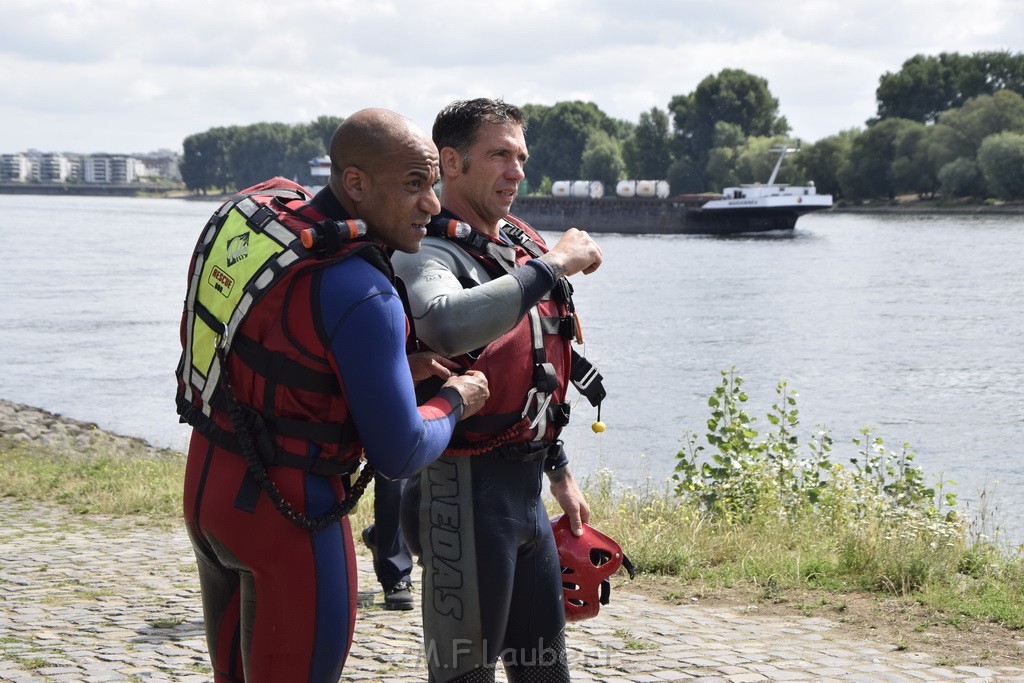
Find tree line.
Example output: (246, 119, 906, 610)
(179, 116, 343, 194)
(179, 50, 1024, 202)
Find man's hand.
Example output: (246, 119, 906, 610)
(408, 351, 461, 383)
(548, 468, 591, 537)
(444, 370, 489, 418)
(539, 228, 603, 278)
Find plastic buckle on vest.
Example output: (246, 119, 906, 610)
(560, 315, 576, 339)
(552, 401, 571, 428)
(248, 204, 278, 232)
(553, 277, 574, 304)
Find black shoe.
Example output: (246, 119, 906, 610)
(384, 580, 414, 611)
(361, 524, 378, 567)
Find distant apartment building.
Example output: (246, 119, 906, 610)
(2, 149, 182, 185)
(39, 153, 72, 183)
(1, 153, 33, 182)
(83, 154, 144, 184)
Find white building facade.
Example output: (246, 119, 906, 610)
(1, 150, 183, 185)
(1, 154, 33, 182)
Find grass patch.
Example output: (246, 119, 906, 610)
(561, 465, 1024, 629)
(0, 432, 377, 530)
(0, 435, 186, 522)
(612, 628, 657, 651)
(548, 368, 1024, 632)
(10, 656, 47, 670)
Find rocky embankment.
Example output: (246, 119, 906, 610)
(0, 398, 177, 457)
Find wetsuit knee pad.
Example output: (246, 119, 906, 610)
(441, 666, 499, 683)
(502, 629, 570, 683)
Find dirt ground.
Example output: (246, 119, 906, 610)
(621, 576, 1024, 668)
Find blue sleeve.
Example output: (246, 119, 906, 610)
(318, 258, 462, 479)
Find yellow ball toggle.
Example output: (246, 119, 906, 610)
(591, 421, 606, 433)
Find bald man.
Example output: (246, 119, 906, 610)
(182, 109, 488, 683)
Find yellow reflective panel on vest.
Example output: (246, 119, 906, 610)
(191, 209, 289, 377)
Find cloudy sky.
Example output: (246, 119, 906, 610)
(3, 0, 1022, 155)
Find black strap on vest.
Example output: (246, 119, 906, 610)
(214, 333, 359, 452)
(233, 334, 340, 393)
(501, 221, 545, 259)
(215, 345, 374, 532)
(570, 349, 606, 408)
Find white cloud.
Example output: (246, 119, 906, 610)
(1, 0, 1022, 153)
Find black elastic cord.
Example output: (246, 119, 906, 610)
(215, 345, 373, 532)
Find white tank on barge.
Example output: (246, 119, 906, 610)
(551, 180, 604, 199)
(615, 180, 669, 198)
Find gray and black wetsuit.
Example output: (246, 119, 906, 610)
(393, 219, 573, 683)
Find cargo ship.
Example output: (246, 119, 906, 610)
(511, 144, 833, 235)
(309, 144, 833, 235)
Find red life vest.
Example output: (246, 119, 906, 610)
(425, 215, 578, 456)
(176, 178, 389, 486)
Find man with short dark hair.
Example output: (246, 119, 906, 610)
(394, 98, 603, 682)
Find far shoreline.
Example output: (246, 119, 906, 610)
(3, 182, 1022, 215)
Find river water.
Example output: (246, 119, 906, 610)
(1, 195, 1021, 545)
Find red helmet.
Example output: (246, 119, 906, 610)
(550, 515, 635, 621)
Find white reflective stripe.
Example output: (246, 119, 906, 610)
(233, 199, 297, 250)
(180, 262, 201, 406)
(200, 360, 220, 413)
(253, 269, 275, 291)
(180, 218, 220, 406)
(235, 196, 259, 217)
(250, 249, 301, 292)
(213, 200, 234, 220)
(200, 224, 218, 248)
(189, 366, 207, 393)
(277, 249, 300, 267)
(226, 292, 255, 343)
(189, 366, 213, 418)
(528, 306, 544, 353)
(264, 220, 297, 246)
